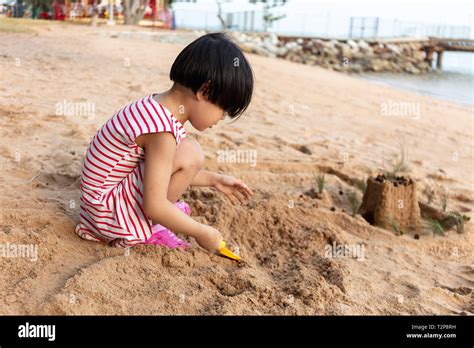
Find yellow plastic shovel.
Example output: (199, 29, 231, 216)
(218, 241, 241, 261)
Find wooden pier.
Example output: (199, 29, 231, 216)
(426, 37, 474, 70)
(371, 36, 474, 70)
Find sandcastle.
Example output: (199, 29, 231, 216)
(358, 174, 421, 231)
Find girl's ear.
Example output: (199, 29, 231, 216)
(197, 81, 212, 101)
(196, 89, 204, 101)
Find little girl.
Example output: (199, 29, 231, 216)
(75, 32, 254, 253)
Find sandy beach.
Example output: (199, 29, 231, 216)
(0, 19, 473, 315)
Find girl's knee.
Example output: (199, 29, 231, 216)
(176, 137, 205, 170)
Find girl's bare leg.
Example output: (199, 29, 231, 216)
(151, 137, 204, 224)
(153, 138, 205, 224)
(167, 137, 205, 202)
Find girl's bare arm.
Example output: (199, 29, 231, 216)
(191, 170, 254, 205)
(190, 170, 220, 187)
(140, 132, 221, 250)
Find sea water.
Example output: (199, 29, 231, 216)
(358, 52, 474, 106)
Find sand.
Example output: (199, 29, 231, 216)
(0, 20, 473, 315)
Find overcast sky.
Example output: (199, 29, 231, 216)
(186, 0, 473, 26)
(285, 0, 473, 26)
(172, 0, 473, 38)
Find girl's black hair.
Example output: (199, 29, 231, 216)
(170, 32, 254, 119)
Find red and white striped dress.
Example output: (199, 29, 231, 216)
(75, 94, 187, 248)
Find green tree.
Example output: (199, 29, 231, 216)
(249, 0, 286, 31)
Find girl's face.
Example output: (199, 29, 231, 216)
(188, 90, 226, 131)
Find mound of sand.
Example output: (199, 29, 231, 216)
(0, 21, 473, 315)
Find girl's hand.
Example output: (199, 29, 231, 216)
(195, 225, 223, 252)
(212, 174, 253, 205)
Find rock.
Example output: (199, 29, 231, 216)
(386, 44, 401, 55)
(370, 58, 391, 72)
(275, 47, 288, 57)
(297, 145, 312, 155)
(404, 62, 421, 74)
(335, 42, 352, 59)
(323, 46, 338, 57)
(350, 63, 363, 73)
(304, 56, 318, 65)
(234, 32, 430, 76)
(239, 42, 273, 57)
(347, 39, 359, 50)
(313, 39, 326, 50)
(287, 52, 303, 63)
(265, 32, 279, 46)
(357, 40, 370, 51)
(262, 41, 282, 56)
(412, 50, 426, 60)
(284, 41, 301, 51)
(372, 43, 387, 54)
(328, 39, 339, 48)
(252, 36, 263, 44)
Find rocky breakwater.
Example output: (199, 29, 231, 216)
(229, 32, 433, 74)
